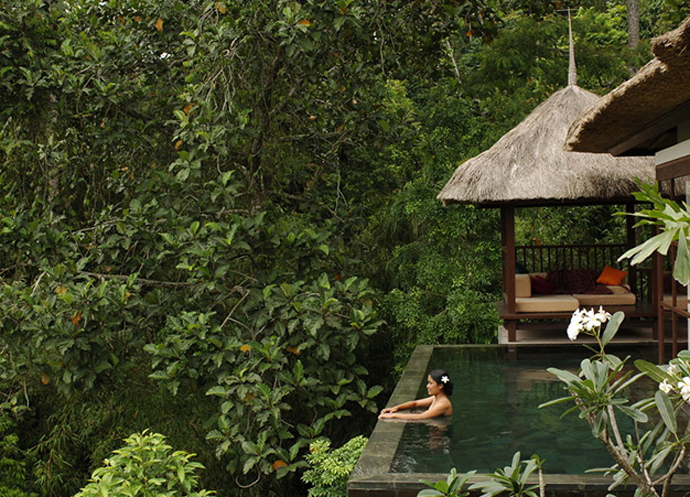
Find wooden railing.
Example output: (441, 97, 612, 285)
(515, 243, 626, 273)
(515, 243, 652, 303)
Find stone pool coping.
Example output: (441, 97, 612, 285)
(348, 344, 690, 497)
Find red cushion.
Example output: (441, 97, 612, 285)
(531, 275, 555, 295)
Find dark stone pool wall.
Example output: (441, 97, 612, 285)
(347, 344, 690, 497)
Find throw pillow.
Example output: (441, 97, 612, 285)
(597, 265, 627, 286)
(531, 275, 555, 295)
(548, 269, 596, 294)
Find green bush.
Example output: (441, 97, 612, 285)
(0, 413, 37, 497)
(73, 431, 214, 497)
(302, 436, 368, 497)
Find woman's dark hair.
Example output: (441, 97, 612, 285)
(430, 369, 454, 396)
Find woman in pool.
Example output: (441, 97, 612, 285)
(378, 369, 453, 420)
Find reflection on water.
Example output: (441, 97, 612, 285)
(391, 419, 453, 472)
(390, 345, 657, 475)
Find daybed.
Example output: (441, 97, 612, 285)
(513, 268, 637, 313)
(499, 266, 649, 343)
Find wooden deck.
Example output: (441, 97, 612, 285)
(496, 301, 657, 322)
(497, 320, 664, 345)
(496, 300, 663, 345)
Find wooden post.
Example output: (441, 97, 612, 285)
(625, 203, 638, 296)
(653, 224, 665, 364)
(671, 244, 679, 359)
(501, 206, 517, 341)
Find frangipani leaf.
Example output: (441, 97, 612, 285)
(655, 390, 677, 434)
(538, 396, 575, 409)
(635, 359, 671, 383)
(619, 229, 676, 265)
(616, 405, 648, 423)
(674, 229, 690, 286)
(602, 312, 625, 347)
(417, 490, 443, 497)
(547, 367, 581, 385)
(602, 353, 623, 371)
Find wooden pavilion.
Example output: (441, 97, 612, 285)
(567, 16, 690, 363)
(438, 38, 656, 342)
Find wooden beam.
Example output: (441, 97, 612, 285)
(653, 224, 665, 364)
(656, 154, 690, 182)
(626, 203, 638, 296)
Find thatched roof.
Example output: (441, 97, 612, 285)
(566, 17, 690, 154)
(438, 84, 655, 206)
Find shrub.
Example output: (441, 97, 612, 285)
(302, 436, 368, 497)
(0, 413, 37, 497)
(73, 431, 214, 497)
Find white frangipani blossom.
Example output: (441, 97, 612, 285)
(567, 309, 584, 341)
(595, 306, 612, 323)
(581, 308, 599, 331)
(566, 307, 611, 341)
(659, 379, 673, 394)
(678, 377, 690, 402)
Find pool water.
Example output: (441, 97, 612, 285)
(390, 345, 657, 475)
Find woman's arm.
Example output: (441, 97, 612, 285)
(379, 398, 449, 420)
(379, 397, 433, 416)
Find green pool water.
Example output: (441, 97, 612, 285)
(390, 345, 658, 475)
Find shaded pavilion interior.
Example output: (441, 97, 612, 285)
(438, 71, 657, 342)
(567, 16, 690, 363)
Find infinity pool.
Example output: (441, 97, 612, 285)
(390, 346, 654, 474)
(348, 344, 690, 497)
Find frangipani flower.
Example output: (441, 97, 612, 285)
(659, 379, 673, 394)
(567, 309, 584, 341)
(678, 377, 690, 402)
(441, 375, 450, 384)
(581, 308, 599, 331)
(595, 307, 612, 323)
(566, 307, 611, 341)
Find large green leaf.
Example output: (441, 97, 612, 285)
(655, 390, 677, 434)
(635, 359, 670, 383)
(601, 312, 625, 347)
(616, 405, 648, 423)
(622, 229, 677, 265)
(546, 367, 581, 385)
(417, 490, 443, 497)
(674, 229, 690, 285)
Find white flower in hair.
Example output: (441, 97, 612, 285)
(441, 375, 450, 384)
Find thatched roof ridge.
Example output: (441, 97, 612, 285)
(566, 17, 690, 153)
(438, 85, 655, 206)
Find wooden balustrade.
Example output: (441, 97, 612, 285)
(515, 243, 625, 273)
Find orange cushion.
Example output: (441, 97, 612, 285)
(597, 265, 627, 286)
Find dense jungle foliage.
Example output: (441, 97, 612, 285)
(0, 0, 688, 495)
